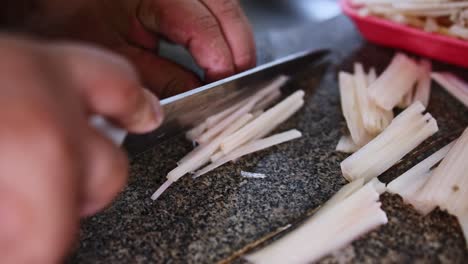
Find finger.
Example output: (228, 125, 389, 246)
(79, 129, 128, 217)
(200, 0, 256, 72)
(49, 43, 164, 133)
(0, 112, 82, 263)
(120, 45, 201, 98)
(138, 0, 236, 81)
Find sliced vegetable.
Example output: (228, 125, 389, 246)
(336, 135, 359, 154)
(387, 141, 454, 206)
(194, 129, 302, 178)
(241, 171, 267, 179)
(354, 63, 394, 134)
(220, 90, 305, 154)
(369, 53, 421, 110)
(338, 72, 373, 146)
(431, 72, 468, 107)
(413, 59, 432, 107)
(341, 102, 439, 182)
(414, 128, 468, 219)
(244, 180, 387, 264)
(196, 76, 289, 144)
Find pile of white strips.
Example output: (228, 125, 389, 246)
(247, 53, 468, 264)
(152, 76, 305, 200)
(353, 0, 468, 40)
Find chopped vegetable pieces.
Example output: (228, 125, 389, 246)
(245, 180, 387, 264)
(341, 102, 439, 183)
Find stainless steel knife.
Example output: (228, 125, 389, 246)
(95, 49, 329, 154)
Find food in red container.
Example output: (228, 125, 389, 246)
(341, 0, 468, 68)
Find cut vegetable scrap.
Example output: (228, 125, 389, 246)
(413, 59, 432, 107)
(369, 53, 421, 111)
(338, 72, 373, 146)
(431, 72, 468, 107)
(196, 76, 289, 144)
(336, 135, 359, 154)
(397, 90, 414, 109)
(341, 102, 439, 183)
(252, 89, 282, 113)
(387, 141, 454, 206)
(170, 113, 255, 181)
(152, 76, 304, 200)
(354, 63, 394, 134)
(244, 180, 387, 264)
(241, 171, 267, 179)
(413, 128, 468, 220)
(194, 129, 302, 178)
(205, 99, 246, 128)
(186, 122, 207, 141)
(221, 90, 305, 154)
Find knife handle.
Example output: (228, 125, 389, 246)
(90, 116, 127, 146)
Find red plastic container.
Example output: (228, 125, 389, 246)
(341, 0, 468, 68)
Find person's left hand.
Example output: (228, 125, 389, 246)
(26, 0, 256, 98)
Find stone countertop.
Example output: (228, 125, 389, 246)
(69, 15, 468, 263)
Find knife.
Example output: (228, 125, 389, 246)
(94, 49, 329, 154)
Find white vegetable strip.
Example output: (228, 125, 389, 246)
(245, 182, 387, 264)
(387, 141, 454, 204)
(339, 72, 373, 146)
(369, 53, 420, 110)
(194, 130, 302, 178)
(252, 99, 304, 141)
(151, 179, 173, 201)
(431, 72, 468, 107)
(196, 76, 290, 144)
(168, 113, 254, 182)
(186, 122, 208, 141)
(354, 63, 394, 134)
(336, 135, 359, 154)
(341, 102, 439, 182)
(151, 114, 254, 200)
(414, 128, 468, 219)
(316, 179, 365, 217)
(241, 171, 267, 179)
(413, 59, 432, 107)
(205, 99, 246, 128)
(252, 89, 282, 112)
(210, 151, 224, 163)
(177, 113, 254, 167)
(367, 177, 387, 195)
(221, 90, 305, 154)
(397, 90, 414, 109)
(368, 67, 377, 85)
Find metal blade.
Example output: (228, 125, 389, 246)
(124, 49, 330, 156)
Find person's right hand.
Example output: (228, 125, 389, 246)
(0, 35, 163, 263)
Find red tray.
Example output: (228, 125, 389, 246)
(341, 0, 468, 68)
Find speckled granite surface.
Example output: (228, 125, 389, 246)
(69, 15, 468, 264)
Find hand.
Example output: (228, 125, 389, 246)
(19, 0, 256, 98)
(0, 35, 163, 263)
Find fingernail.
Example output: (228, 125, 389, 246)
(143, 88, 164, 130)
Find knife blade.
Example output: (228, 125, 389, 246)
(116, 49, 330, 155)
